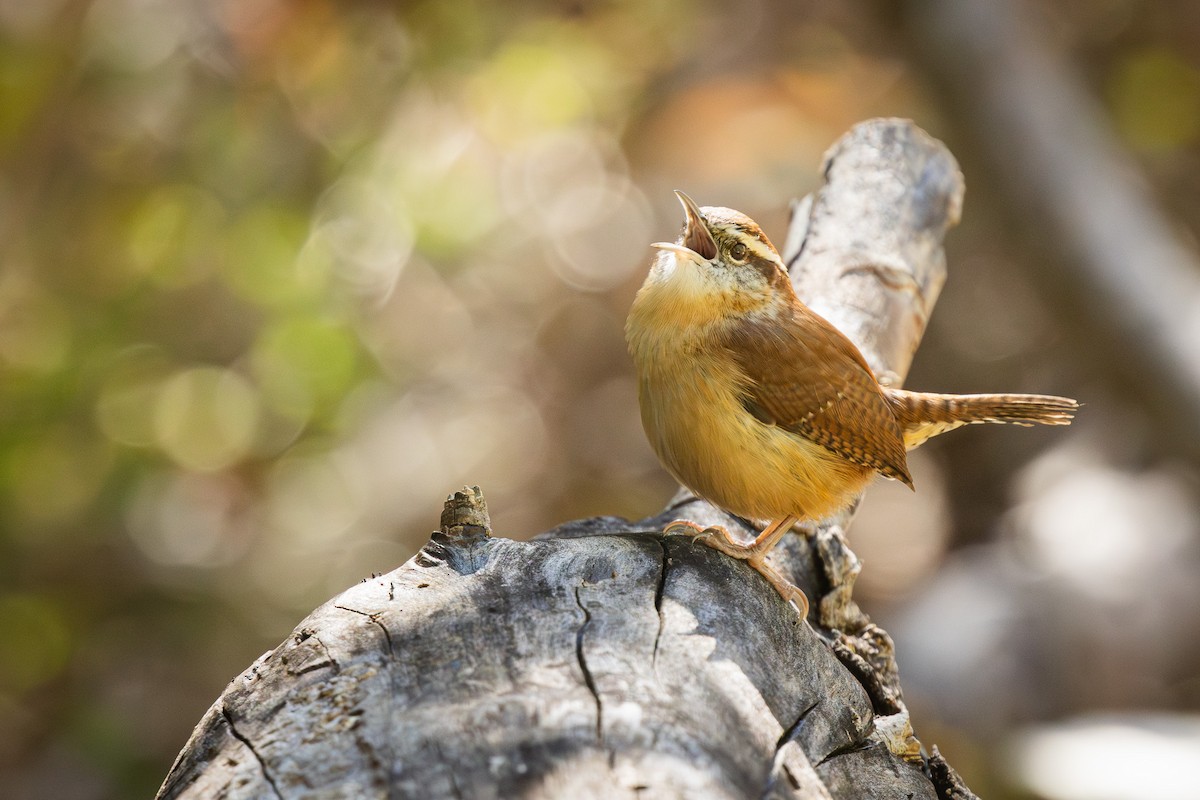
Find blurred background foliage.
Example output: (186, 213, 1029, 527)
(1, 0, 1199, 798)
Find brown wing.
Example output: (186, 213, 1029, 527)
(720, 307, 913, 486)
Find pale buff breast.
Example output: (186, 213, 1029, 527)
(626, 260, 874, 523)
(634, 347, 874, 523)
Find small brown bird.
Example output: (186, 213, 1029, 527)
(626, 191, 1078, 616)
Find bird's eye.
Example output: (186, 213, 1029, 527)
(729, 242, 748, 262)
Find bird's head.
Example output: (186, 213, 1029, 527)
(642, 191, 793, 321)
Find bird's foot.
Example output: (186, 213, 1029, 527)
(748, 560, 810, 619)
(663, 519, 738, 547)
(662, 518, 810, 618)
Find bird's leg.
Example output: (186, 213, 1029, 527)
(664, 515, 808, 616)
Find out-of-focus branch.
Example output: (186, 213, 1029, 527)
(899, 0, 1200, 450)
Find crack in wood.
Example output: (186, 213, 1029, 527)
(814, 732, 873, 769)
(760, 699, 820, 800)
(651, 539, 670, 671)
(286, 628, 339, 675)
(782, 763, 802, 791)
(334, 605, 394, 659)
(332, 604, 399, 793)
(572, 586, 604, 745)
(221, 704, 282, 800)
(783, 195, 814, 274)
(776, 699, 820, 752)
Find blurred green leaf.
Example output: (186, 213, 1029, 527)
(0, 41, 59, 151)
(0, 594, 72, 693)
(126, 184, 227, 288)
(252, 317, 360, 421)
(221, 205, 323, 309)
(1109, 47, 1200, 153)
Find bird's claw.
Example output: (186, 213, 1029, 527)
(664, 519, 811, 620)
(663, 519, 720, 544)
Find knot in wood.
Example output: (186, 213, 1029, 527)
(439, 485, 492, 542)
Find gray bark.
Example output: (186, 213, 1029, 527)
(156, 119, 978, 800)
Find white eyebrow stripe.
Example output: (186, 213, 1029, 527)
(742, 238, 777, 262)
(710, 222, 781, 265)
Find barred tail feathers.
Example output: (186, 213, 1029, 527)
(885, 389, 1079, 451)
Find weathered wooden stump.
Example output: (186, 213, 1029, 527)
(157, 119, 979, 800)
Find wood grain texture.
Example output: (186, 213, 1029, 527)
(157, 119, 976, 800)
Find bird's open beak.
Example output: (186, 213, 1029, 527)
(650, 190, 718, 262)
(649, 242, 701, 263)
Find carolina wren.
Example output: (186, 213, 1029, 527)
(626, 191, 1078, 616)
